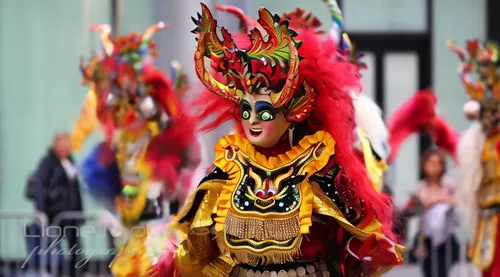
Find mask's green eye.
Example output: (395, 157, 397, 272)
(242, 110, 251, 120)
(259, 110, 274, 121)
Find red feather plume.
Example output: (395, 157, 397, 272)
(427, 116, 460, 162)
(387, 89, 437, 164)
(387, 89, 460, 164)
(142, 69, 198, 195)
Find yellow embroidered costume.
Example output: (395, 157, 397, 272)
(170, 131, 403, 277)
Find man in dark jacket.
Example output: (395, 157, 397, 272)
(26, 133, 84, 276)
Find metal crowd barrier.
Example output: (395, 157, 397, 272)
(0, 209, 488, 277)
(0, 210, 113, 277)
(0, 210, 49, 277)
(49, 211, 113, 277)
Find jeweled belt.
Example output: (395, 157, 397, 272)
(225, 212, 301, 241)
(230, 259, 330, 277)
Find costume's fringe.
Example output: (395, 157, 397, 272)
(224, 213, 301, 241)
(216, 233, 302, 266)
(457, 122, 484, 232)
(351, 92, 389, 161)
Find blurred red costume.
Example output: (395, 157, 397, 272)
(72, 23, 199, 277)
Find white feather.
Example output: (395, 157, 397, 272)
(457, 122, 484, 233)
(352, 127, 363, 151)
(351, 92, 390, 160)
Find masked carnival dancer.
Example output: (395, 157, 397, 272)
(448, 39, 500, 277)
(150, 4, 404, 277)
(71, 23, 200, 277)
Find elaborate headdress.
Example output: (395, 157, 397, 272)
(77, 22, 185, 134)
(448, 39, 500, 102)
(80, 22, 167, 84)
(193, 3, 316, 123)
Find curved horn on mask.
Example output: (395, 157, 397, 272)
(142, 22, 169, 45)
(89, 24, 114, 56)
(447, 40, 487, 100)
(192, 3, 242, 103)
(447, 40, 466, 62)
(215, 5, 256, 33)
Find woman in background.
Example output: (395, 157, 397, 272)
(414, 149, 459, 277)
(26, 132, 84, 277)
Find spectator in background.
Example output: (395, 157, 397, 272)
(411, 149, 460, 277)
(26, 132, 84, 277)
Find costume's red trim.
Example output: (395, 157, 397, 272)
(144, 70, 197, 194)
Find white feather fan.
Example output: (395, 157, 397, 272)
(457, 122, 484, 232)
(351, 92, 390, 161)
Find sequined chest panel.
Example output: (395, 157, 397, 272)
(219, 142, 326, 265)
(232, 158, 306, 214)
(478, 132, 500, 208)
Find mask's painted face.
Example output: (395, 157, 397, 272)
(240, 90, 291, 148)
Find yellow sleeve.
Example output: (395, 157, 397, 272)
(172, 170, 235, 276)
(70, 85, 97, 151)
